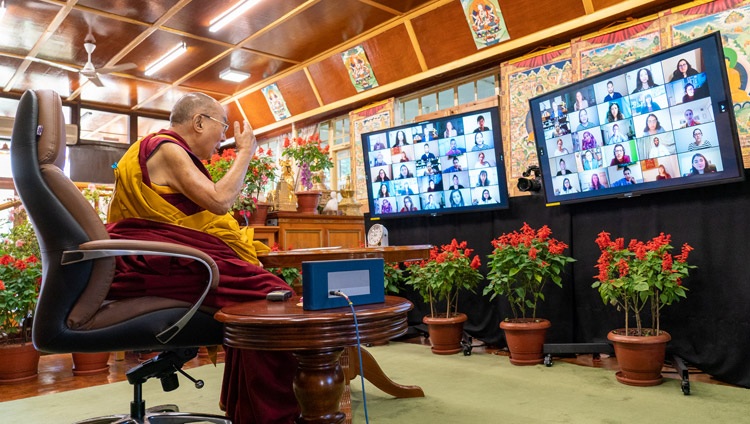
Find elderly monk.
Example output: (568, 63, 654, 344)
(106, 92, 298, 423)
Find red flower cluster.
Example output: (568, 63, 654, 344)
(592, 231, 694, 335)
(485, 223, 575, 320)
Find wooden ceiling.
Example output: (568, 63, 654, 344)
(0, 0, 685, 139)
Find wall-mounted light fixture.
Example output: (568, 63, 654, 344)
(144, 42, 187, 77)
(219, 68, 251, 82)
(209, 0, 260, 33)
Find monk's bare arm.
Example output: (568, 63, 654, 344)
(148, 121, 257, 215)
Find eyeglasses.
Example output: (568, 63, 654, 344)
(200, 114, 229, 133)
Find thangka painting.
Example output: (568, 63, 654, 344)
(571, 19, 664, 80)
(342, 45, 379, 93)
(349, 98, 395, 207)
(460, 0, 509, 49)
(660, 0, 750, 165)
(261, 83, 291, 121)
(500, 47, 573, 196)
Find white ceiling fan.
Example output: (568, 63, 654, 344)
(77, 40, 137, 87)
(29, 39, 137, 87)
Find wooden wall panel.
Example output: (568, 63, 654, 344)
(363, 25, 423, 84)
(411, 2, 478, 69)
(592, 0, 630, 9)
(276, 70, 320, 115)
(239, 91, 275, 129)
(498, 0, 587, 39)
(307, 57, 358, 105)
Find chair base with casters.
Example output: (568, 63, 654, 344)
(74, 348, 230, 424)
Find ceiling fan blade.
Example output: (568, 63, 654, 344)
(83, 73, 105, 87)
(97, 63, 137, 74)
(27, 57, 79, 73)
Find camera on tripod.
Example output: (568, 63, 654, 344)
(517, 165, 542, 193)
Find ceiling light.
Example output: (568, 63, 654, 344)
(144, 42, 187, 77)
(220, 68, 251, 82)
(209, 0, 260, 33)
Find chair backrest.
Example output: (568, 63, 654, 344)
(10, 89, 222, 353)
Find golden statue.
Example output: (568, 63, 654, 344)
(272, 159, 297, 212)
(338, 175, 362, 216)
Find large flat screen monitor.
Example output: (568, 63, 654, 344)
(361, 106, 509, 219)
(528, 32, 744, 206)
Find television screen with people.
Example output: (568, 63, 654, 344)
(528, 32, 744, 206)
(361, 106, 509, 219)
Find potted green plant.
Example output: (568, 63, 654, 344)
(281, 134, 333, 213)
(384, 262, 403, 295)
(203, 146, 277, 225)
(484, 223, 575, 365)
(0, 206, 42, 383)
(593, 231, 694, 386)
(405, 239, 482, 355)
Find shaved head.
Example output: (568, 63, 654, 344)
(170, 92, 222, 125)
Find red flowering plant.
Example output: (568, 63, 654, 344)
(0, 206, 42, 344)
(203, 147, 277, 219)
(281, 133, 333, 191)
(405, 239, 483, 318)
(484, 223, 575, 321)
(593, 232, 694, 336)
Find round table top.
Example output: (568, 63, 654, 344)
(215, 295, 413, 351)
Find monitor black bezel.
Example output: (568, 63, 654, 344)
(528, 32, 744, 206)
(361, 106, 509, 219)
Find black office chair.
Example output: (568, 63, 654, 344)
(10, 89, 230, 423)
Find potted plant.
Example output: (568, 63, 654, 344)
(484, 223, 575, 365)
(384, 262, 403, 295)
(203, 146, 277, 225)
(281, 134, 333, 213)
(405, 239, 482, 355)
(593, 231, 694, 386)
(0, 206, 42, 383)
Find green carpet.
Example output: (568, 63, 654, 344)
(2, 342, 748, 423)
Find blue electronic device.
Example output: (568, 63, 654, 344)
(302, 258, 385, 310)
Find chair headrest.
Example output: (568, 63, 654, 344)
(35, 89, 67, 170)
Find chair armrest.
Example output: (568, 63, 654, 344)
(61, 239, 220, 344)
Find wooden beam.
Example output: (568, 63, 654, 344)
(304, 68, 324, 107)
(404, 21, 428, 72)
(251, 0, 669, 136)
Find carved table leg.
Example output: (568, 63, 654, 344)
(293, 348, 346, 424)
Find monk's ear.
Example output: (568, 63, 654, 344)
(193, 114, 204, 132)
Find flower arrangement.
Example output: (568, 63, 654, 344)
(484, 223, 575, 320)
(0, 207, 42, 344)
(593, 231, 694, 336)
(266, 267, 302, 289)
(405, 239, 482, 318)
(81, 183, 112, 223)
(281, 134, 333, 191)
(203, 147, 277, 217)
(384, 262, 403, 294)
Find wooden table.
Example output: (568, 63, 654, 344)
(258, 244, 432, 268)
(215, 296, 414, 424)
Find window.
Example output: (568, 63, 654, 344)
(398, 70, 499, 123)
(80, 109, 129, 144)
(138, 116, 170, 139)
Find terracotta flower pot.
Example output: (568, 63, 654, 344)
(0, 342, 40, 384)
(608, 329, 671, 386)
(72, 352, 111, 376)
(422, 313, 467, 355)
(500, 318, 551, 366)
(296, 190, 322, 214)
(248, 202, 270, 226)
